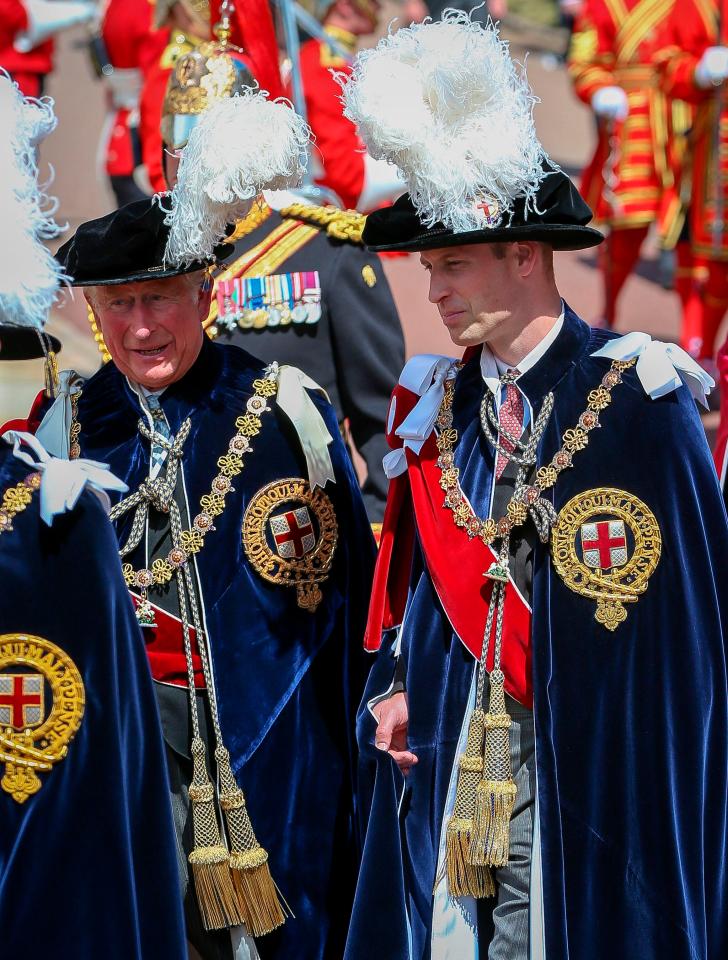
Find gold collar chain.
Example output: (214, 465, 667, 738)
(97, 374, 279, 593)
(0, 473, 41, 535)
(435, 358, 636, 546)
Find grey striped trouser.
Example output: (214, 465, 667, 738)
(488, 693, 536, 960)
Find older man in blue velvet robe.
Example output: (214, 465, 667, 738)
(339, 14, 728, 960)
(52, 198, 375, 960)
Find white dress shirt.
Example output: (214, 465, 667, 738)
(479, 304, 565, 429)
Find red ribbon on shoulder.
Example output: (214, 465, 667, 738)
(0, 389, 46, 438)
(365, 379, 533, 708)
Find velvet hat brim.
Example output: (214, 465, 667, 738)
(363, 168, 604, 253)
(0, 326, 61, 361)
(55, 197, 234, 287)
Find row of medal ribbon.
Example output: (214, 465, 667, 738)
(216, 271, 322, 330)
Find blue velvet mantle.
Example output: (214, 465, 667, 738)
(346, 308, 728, 960)
(0, 443, 186, 957)
(76, 337, 375, 959)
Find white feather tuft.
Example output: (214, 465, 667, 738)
(0, 72, 64, 331)
(338, 10, 550, 232)
(164, 89, 311, 266)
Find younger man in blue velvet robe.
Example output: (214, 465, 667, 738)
(339, 13, 728, 960)
(52, 196, 375, 960)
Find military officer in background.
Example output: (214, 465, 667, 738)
(108, 3, 406, 524)
(139, 0, 283, 193)
(655, 0, 728, 370)
(0, 72, 186, 959)
(0, 0, 96, 98)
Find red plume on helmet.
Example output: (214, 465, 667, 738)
(210, 0, 283, 101)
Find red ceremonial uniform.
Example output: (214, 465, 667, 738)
(298, 28, 363, 211)
(297, 27, 402, 212)
(100, 0, 166, 187)
(657, 1, 728, 475)
(568, 0, 676, 325)
(656, 0, 728, 259)
(0, 0, 27, 51)
(0, 8, 53, 100)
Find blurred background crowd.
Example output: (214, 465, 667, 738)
(1, 0, 727, 453)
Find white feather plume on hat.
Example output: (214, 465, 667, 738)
(0, 72, 64, 329)
(164, 89, 311, 266)
(338, 10, 550, 233)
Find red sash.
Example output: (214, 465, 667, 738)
(130, 593, 205, 688)
(365, 382, 533, 707)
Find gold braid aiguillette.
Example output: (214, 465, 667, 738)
(187, 736, 246, 931)
(444, 707, 495, 898)
(216, 745, 286, 936)
(470, 669, 518, 867)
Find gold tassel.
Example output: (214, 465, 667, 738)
(187, 737, 246, 931)
(469, 671, 517, 868)
(443, 709, 495, 898)
(216, 746, 287, 937)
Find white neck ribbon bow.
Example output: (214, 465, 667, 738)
(5, 430, 128, 525)
(591, 332, 714, 407)
(383, 354, 458, 479)
(276, 365, 336, 489)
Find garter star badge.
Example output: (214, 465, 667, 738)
(551, 488, 661, 631)
(0, 634, 85, 803)
(243, 478, 338, 612)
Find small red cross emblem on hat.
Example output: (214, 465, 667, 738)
(270, 507, 316, 559)
(580, 520, 628, 570)
(0, 674, 44, 730)
(474, 196, 500, 226)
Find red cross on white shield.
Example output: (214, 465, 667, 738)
(0, 673, 44, 730)
(270, 506, 316, 559)
(580, 519, 628, 570)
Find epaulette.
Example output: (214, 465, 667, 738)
(278, 203, 366, 245)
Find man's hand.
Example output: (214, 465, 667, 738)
(372, 691, 418, 775)
(591, 86, 629, 122)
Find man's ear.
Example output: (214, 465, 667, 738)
(514, 242, 538, 278)
(197, 277, 213, 319)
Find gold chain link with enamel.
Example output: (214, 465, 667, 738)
(0, 473, 42, 536)
(104, 377, 278, 593)
(435, 358, 636, 545)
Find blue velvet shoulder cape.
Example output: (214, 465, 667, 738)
(76, 337, 375, 959)
(0, 443, 186, 958)
(346, 308, 728, 960)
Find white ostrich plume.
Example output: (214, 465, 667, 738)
(338, 10, 549, 233)
(0, 72, 64, 331)
(164, 89, 311, 266)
